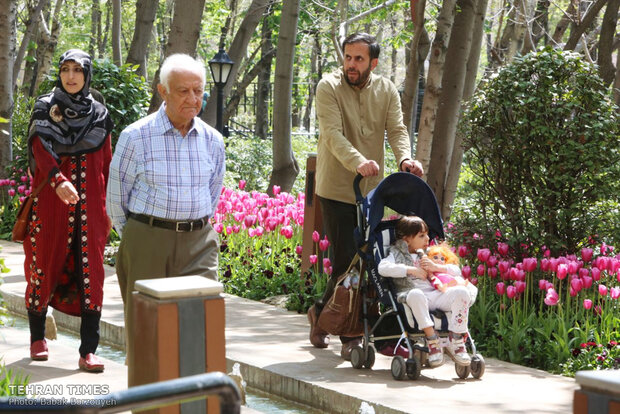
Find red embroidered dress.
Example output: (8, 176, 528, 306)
(24, 136, 112, 317)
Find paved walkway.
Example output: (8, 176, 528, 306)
(0, 240, 578, 414)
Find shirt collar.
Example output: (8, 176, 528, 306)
(155, 103, 197, 136)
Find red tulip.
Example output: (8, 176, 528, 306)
(496, 282, 505, 296)
(497, 242, 509, 256)
(544, 288, 559, 306)
(583, 299, 593, 310)
(312, 230, 320, 243)
(319, 238, 330, 252)
(506, 286, 517, 299)
(581, 248, 594, 262)
(556, 264, 568, 280)
(477, 248, 491, 263)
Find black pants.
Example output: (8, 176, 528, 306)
(316, 196, 359, 343)
(29, 310, 100, 358)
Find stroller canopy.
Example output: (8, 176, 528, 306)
(362, 172, 445, 241)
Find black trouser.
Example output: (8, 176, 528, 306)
(29, 310, 100, 358)
(316, 196, 359, 343)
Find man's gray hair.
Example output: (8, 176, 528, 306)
(159, 54, 206, 92)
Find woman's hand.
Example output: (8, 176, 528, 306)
(56, 181, 79, 205)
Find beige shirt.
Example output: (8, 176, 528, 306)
(315, 68, 411, 204)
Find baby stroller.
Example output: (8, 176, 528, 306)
(348, 172, 485, 380)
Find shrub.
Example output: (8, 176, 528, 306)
(459, 47, 620, 258)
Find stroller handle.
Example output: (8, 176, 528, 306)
(353, 173, 364, 204)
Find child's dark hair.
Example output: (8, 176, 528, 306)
(395, 216, 428, 240)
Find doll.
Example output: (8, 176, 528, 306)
(425, 244, 470, 292)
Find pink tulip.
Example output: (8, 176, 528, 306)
(610, 287, 620, 300)
(323, 258, 331, 268)
(522, 257, 537, 272)
(225, 226, 233, 235)
(471, 278, 478, 286)
(20, 175, 28, 182)
(601, 243, 609, 256)
(541, 258, 550, 272)
(487, 256, 498, 268)
(477, 264, 486, 276)
(7, 189, 15, 197)
(247, 228, 256, 237)
(496, 282, 506, 295)
(19, 196, 25, 203)
(214, 223, 223, 233)
(477, 248, 491, 263)
(556, 264, 568, 280)
(567, 261, 578, 275)
(594, 305, 602, 315)
(244, 215, 257, 228)
(498, 261, 511, 275)
(254, 226, 264, 236)
(539, 279, 549, 290)
(238, 179, 246, 190)
(582, 276, 593, 289)
(549, 258, 559, 272)
(295, 245, 303, 256)
(312, 230, 320, 243)
(461, 265, 471, 279)
(325, 266, 333, 275)
(457, 245, 469, 258)
(515, 281, 526, 293)
(497, 242, 509, 256)
(309, 255, 318, 265)
(581, 248, 594, 262)
(583, 299, 593, 310)
(506, 286, 517, 299)
(570, 287, 577, 297)
(578, 268, 589, 279)
(488, 267, 498, 279)
(319, 238, 330, 252)
(544, 288, 559, 306)
(272, 185, 281, 195)
(570, 278, 583, 293)
(599, 284, 608, 297)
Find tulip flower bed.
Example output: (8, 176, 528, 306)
(451, 233, 620, 376)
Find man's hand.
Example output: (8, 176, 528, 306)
(356, 160, 380, 177)
(400, 159, 424, 177)
(55, 181, 79, 205)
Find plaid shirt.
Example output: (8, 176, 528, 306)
(106, 104, 225, 235)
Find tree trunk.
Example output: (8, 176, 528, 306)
(34, 0, 63, 95)
(302, 32, 320, 132)
(256, 8, 274, 139)
(613, 56, 620, 110)
(401, 0, 427, 135)
(442, 0, 489, 221)
(148, 0, 207, 113)
(126, 0, 159, 78)
(564, 0, 608, 51)
(552, 0, 577, 44)
(530, 0, 550, 48)
(0, 0, 16, 178)
(414, 0, 457, 175)
(21, 18, 41, 97)
(427, 0, 477, 211)
(267, 0, 300, 194)
(89, 0, 100, 58)
(597, 0, 619, 84)
(13, 0, 47, 86)
(111, 0, 122, 66)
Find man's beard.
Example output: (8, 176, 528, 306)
(344, 65, 372, 87)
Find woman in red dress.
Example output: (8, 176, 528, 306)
(23, 49, 113, 372)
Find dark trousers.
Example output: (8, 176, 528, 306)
(316, 196, 359, 342)
(29, 310, 100, 357)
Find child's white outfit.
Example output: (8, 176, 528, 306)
(377, 239, 477, 334)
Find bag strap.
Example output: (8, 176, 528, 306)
(335, 245, 368, 286)
(28, 156, 70, 198)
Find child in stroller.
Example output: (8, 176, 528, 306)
(349, 172, 484, 380)
(378, 215, 476, 367)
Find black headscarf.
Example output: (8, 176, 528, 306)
(27, 49, 113, 173)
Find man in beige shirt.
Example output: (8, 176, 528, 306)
(308, 33, 424, 360)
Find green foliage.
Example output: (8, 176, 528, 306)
(0, 359, 30, 396)
(459, 47, 620, 257)
(39, 59, 151, 147)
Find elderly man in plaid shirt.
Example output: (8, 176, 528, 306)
(106, 53, 225, 370)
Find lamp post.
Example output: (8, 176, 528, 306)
(208, 47, 234, 134)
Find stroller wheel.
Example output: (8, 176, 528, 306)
(406, 356, 421, 380)
(470, 354, 485, 379)
(455, 363, 471, 379)
(363, 345, 375, 369)
(350, 346, 365, 369)
(391, 356, 407, 381)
